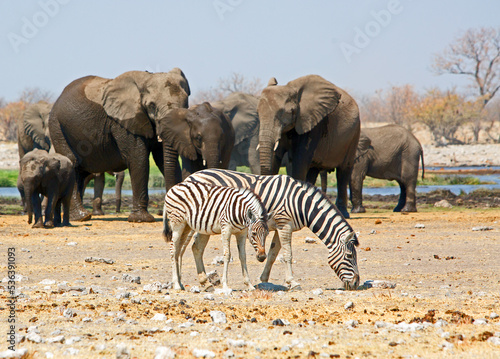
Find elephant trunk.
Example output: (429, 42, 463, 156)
(204, 147, 223, 169)
(259, 129, 280, 175)
(24, 185, 34, 224)
(163, 143, 181, 191)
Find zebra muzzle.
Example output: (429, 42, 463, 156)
(256, 251, 267, 262)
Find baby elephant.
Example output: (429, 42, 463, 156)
(350, 124, 424, 213)
(19, 149, 75, 228)
(163, 181, 269, 291)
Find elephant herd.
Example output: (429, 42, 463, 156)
(17, 68, 424, 228)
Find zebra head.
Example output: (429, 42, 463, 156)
(246, 208, 269, 263)
(334, 231, 360, 290)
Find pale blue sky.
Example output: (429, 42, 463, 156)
(0, 1, 498, 102)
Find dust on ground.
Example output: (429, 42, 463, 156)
(1, 205, 499, 358)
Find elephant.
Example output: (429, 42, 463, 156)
(18, 149, 75, 228)
(17, 101, 53, 159)
(49, 69, 232, 223)
(158, 102, 235, 181)
(212, 92, 260, 173)
(17, 101, 124, 215)
(350, 124, 425, 213)
(258, 75, 361, 218)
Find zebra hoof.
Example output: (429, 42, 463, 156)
(202, 284, 215, 292)
(289, 282, 302, 291)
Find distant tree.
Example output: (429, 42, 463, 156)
(413, 89, 481, 146)
(432, 27, 500, 142)
(359, 85, 419, 129)
(191, 72, 263, 104)
(18, 87, 54, 104)
(0, 101, 26, 141)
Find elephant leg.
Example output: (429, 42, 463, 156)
(53, 199, 62, 227)
(306, 167, 320, 187)
(394, 181, 407, 212)
(350, 170, 366, 214)
(44, 194, 55, 228)
(127, 147, 155, 223)
(32, 193, 44, 228)
(92, 173, 105, 216)
(70, 170, 92, 221)
(320, 170, 328, 193)
(114, 171, 125, 213)
(336, 167, 352, 218)
(401, 178, 418, 212)
(260, 231, 281, 283)
(62, 193, 72, 226)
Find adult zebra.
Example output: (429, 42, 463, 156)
(163, 180, 269, 291)
(185, 169, 360, 290)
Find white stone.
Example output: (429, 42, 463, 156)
(26, 332, 43, 343)
(0, 348, 29, 359)
(47, 335, 65, 344)
(154, 346, 177, 359)
(345, 319, 358, 328)
(214, 288, 232, 296)
(210, 310, 227, 324)
(305, 237, 317, 243)
(344, 301, 354, 310)
(151, 313, 167, 321)
(490, 312, 499, 319)
(39, 279, 56, 285)
(116, 343, 131, 359)
(63, 348, 79, 356)
(204, 293, 214, 301)
(487, 337, 500, 345)
(190, 286, 201, 293)
(143, 282, 163, 292)
(434, 200, 453, 208)
(227, 339, 246, 347)
(66, 242, 78, 246)
(311, 288, 323, 296)
(414, 223, 425, 229)
(65, 336, 81, 345)
(473, 319, 488, 325)
(192, 349, 215, 358)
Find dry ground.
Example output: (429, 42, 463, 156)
(0, 208, 499, 358)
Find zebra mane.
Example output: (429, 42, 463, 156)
(237, 187, 266, 214)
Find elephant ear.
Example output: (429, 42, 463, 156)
(101, 73, 154, 138)
(157, 109, 198, 161)
(356, 132, 371, 158)
(292, 75, 342, 135)
(217, 93, 259, 146)
(24, 102, 51, 151)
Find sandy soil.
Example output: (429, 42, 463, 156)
(1, 208, 499, 358)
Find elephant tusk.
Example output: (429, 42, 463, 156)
(274, 141, 279, 151)
(157, 135, 163, 143)
(256, 144, 260, 151)
(203, 159, 206, 167)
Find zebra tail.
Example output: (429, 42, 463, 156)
(162, 206, 173, 242)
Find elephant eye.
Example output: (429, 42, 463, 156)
(194, 134, 202, 147)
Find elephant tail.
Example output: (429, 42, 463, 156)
(420, 151, 425, 180)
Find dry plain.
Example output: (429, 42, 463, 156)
(1, 202, 499, 358)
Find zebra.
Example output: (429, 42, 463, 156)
(163, 180, 269, 291)
(184, 169, 360, 290)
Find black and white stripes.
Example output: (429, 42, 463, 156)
(163, 180, 269, 290)
(186, 169, 360, 290)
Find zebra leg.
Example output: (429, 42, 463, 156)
(220, 230, 232, 291)
(260, 231, 281, 283)
(180, 230, 195, 271)
(170, 225, 189, 291)
(192, 233, 211, 287)
(279, 225, 301, 290)
(236, 232, 255, 291)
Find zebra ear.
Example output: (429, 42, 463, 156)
(267, 210, 275, 221)
(341, 232, 354, 245)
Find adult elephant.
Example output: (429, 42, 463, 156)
(350, 124, 424, 213)
(212, 92, 260, 173)
(258, 75, 360, 218)
(49, 69, 195, 223)
(158, 101, 235, 180)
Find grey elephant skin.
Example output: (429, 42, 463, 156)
(258, 75, 360, 218)
(350, 124, 424, 213)
(158, 102, 234, 181)
(212, 92, 260, 173)
(19, 149, 75, 228)
(17, 102, 124, 216)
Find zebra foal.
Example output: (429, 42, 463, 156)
(163, 180, 269, 290)
(185, 169, 360, 290)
